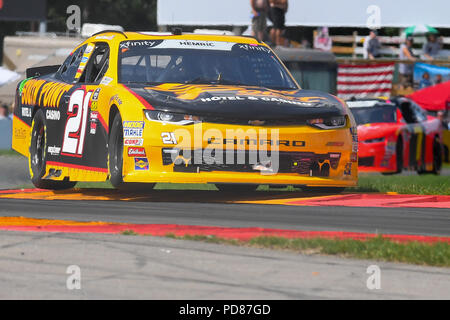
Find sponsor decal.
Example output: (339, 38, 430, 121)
(81, 56, 88, 63)
(85, 45, 94, 54)
(92, 88, 101, 101)
(109, 94, 122, 105)
(47, 145, 61, 156)
(124, 138, 144, 146)
(145, 84, 325, 104)
(90, 101, 98, 111)
(237, 44, 271, 53)
(326, 141, 345, 147)
(21, 107, 32, 118)
(352, 142, 358, 153)
(134, 157, 149, 170)
(350, 152, 358, 162)
(123, 121, 144, 138)
(90, 111, 98, 120)
(14, 127, 27, 140)
(207, 138, 305, 147)
(95, 35, 115, 40)
(120, 40, 158, 49)
(20, 79, 73, 108)
(90, 121, 97, 135)
(100, 76, 113, 85)
(46, 109, 60, 120)
(344, 162, 352, 175)
(200, 95, 316, 107)
(128, 147, 146, 157)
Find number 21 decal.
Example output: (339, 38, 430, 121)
(61, 89, 92, 157)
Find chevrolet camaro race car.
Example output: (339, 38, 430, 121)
(12, 31, 358, 191)
(347, 98, 443, 175)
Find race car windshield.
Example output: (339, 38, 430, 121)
(350, 105, 397, 125)
(118, 40, 298, 90)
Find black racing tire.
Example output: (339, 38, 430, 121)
(108, 112, 125, 189)
(108, 112, 154, 191)
(430, 137, 443, 175)
(300, 186, 346, 194)
(29, 109, 76, 190)
(215, 184, 259, 192)
(418, 137, 442, 175)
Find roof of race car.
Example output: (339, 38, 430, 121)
(85, 31, 262, 46)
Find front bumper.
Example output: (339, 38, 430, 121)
(358, 141, 396, 173)
(122, 121, 358, 187)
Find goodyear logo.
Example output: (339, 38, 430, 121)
(21, 79, 73, 108)
(134, 157, 149, 170)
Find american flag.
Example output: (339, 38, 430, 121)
(337, 63, 395, 100)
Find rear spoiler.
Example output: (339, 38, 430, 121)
(26, 65, 60, 78)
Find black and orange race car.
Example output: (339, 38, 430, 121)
(347, 97, 444, 174)
(12, 31, 358, 191)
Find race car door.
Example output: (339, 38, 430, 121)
(51, 41, 110, 176)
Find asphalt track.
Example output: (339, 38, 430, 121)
(0, 194, 449, 236)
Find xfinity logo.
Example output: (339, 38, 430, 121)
(120, 40, 156, 49)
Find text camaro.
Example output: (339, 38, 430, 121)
(12, 31, 358, 191)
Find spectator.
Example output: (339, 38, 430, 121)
(435, 74, 443, 85)
(268, 0, 288, 47)
(367, 30, 381, 60)
(0, 104, 10, 120)
(398, 37, 416, 88)
(313, 27, 332, 52)
(250, 0, 269, 42)
(419, 72, 432, 89)
(422, 33, 440, 60)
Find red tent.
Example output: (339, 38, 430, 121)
(408, 80, 450, 111)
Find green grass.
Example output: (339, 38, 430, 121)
(356, 174, 450, 195)
(121, 230, 139, 236)
(0, 149, 23, 157)
(163, 234, 450, 267)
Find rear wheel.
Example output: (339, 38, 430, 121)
(418, 137, 442, 175)
(29, 109, 76, 190)
(108, 112, 154, 191)
(215, 184, 259, 192)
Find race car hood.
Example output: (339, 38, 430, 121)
(124, 84, 346, 121)
(357, 123, 400, 141)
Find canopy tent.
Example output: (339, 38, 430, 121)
(408, 81, 450, 111)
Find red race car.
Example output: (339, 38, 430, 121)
(347, 97, 444, 175)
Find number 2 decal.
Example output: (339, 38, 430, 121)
(61, 89, 92, 157)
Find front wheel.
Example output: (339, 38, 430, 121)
(29, 109, 76, 190)
(108, 112, 154, 191)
